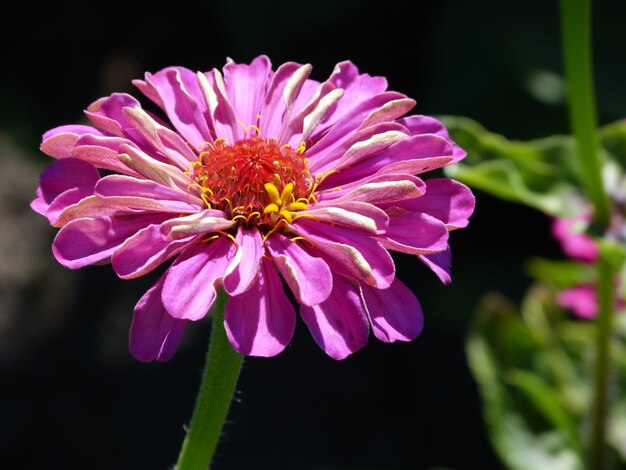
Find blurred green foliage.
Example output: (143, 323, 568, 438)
(467, 282, 626, 469)
(447, 116, 626, 468)
(442, 116, 626, 217)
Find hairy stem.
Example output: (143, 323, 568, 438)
(176, 290, 243, 470)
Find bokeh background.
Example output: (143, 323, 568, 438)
(2, 1, 626, 468)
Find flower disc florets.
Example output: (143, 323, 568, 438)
(189, 135, 313, 228)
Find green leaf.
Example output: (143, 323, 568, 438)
(506, 369, 580, 450)
(467, 292, 585, 469)
(520, 285, 589, 415)
(470, 281, 626, 465)
(441, 116, 581, 216)
(601, 120, 626, 170)
(441, 116, 626, 217)
(609, 400, 626, 461)
(525, 257, 596, 288)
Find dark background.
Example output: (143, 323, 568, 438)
(2, 1, 626, 468)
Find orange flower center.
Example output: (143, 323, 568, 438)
(188, 136, 315, 226)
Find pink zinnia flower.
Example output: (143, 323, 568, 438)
(32, 56, 474, 361)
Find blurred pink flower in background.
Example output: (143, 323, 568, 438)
(32, 56, 474, 360)
(551, 213, 599, 263)
(552, 211, 625, 318)
(556, 284, 600, 320)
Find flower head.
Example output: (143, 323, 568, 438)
(32, 56, 474, 360)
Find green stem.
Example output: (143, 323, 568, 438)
(589, 249, 616, 470)
(559, 0, 610, 226)
(560, 2, 616, 467)
(176, 290, 244, 470)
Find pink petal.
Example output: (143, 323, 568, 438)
(259, 61, 312, 138)
(54, 195, 189, 228)
(380, 211, 449, 255)
(122, 106, 198, 168)
(313, 61, 389, 136)
(41, 187, 95, 226)
(302, 201, 389, 235)
(135, 67, 211, 148)
(266, 233, 333, 306)
(295, 220, 395, 289)
(360, 98, 416, 129)
(72, 134, 143, 176)
(307, 122, 406, 175)
(224, 257, 295, 357)
(222, 55, 272, 129)
(112, 224, 193, 279)
(419, 248, 452, 284)
(370, 157, 454, 177)
(223, 226, 264, 296)
(283, 75, 320, 120)
(53, 214, 168, 269)
(324, 133, 455, 187)
(307, 91, 409, 160)
(160, 210, 234, 240)
(198, 69, 243, 144)
(40, 125, 102, 159)
(31, 158, 99, 221)
(162, 236, 238, 320)
(118, 144, 191, 190)
(130, 275, 187, 362)
(319, 174, 425, 205)
(85, 93, 149, 146)
(399, 115, 467, 162)
(95, 174, 201, 208)
(300, 276, 369, 360)
(324, 129, 408, 177)
(282, 83, 344, 147)
(361, 278, 423, 342)
(395, 179, 475, 230)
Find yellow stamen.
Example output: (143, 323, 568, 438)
(286, 201, 308, 212)
(217, 231, 238, 245)
(292, 212, 318, 221)
(201, 193, 212, 209)
(280, 183, 294, 204)
(220, 197, 234, 212)
(289, 235, 316, 247)
(296, 141, 307, 155)
(264, 183, 280, 204)
(264, 203, 279, 214)
(200, 234, 220, 243)
(186, 182, 203, 192)
(262, 219, 288, 243)
(232, 211, 262, 225)
(279, 209, 293, 224)
(247, 124, 262, 136)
